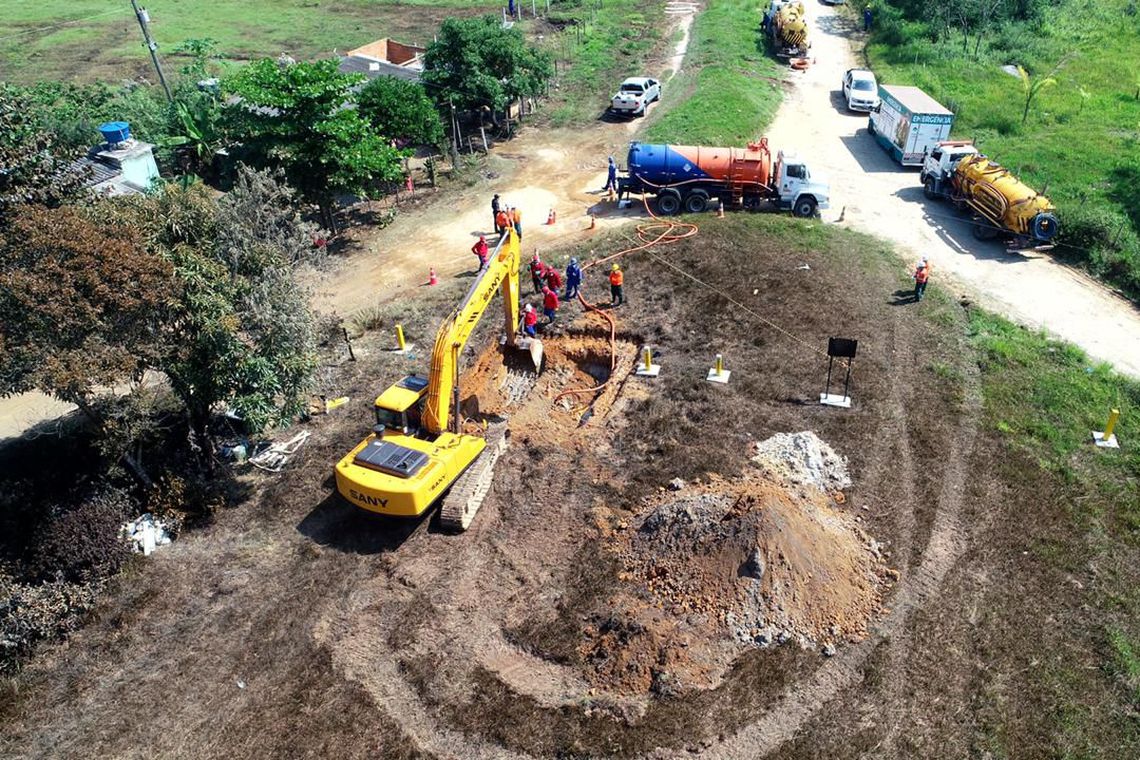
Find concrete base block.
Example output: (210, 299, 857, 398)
(389, 344, 415, 355)
(706, 369, 731, 384)
(636, 364, 661, 377)
(1092, 431, 1120, 449)
(820, 393, 852, 408)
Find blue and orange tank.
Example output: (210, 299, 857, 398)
(627, 141, 774, 190)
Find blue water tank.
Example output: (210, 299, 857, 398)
(98, 121, 131, 146)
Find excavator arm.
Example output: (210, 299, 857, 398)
(421, 229, 532, 435)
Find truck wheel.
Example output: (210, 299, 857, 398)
(657, 190, 682, 216)
(923, 177, 937, 200)
(792, 196, 818, 218)
(684, 190, 709, 213)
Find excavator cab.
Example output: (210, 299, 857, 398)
(372, 375, 429, 436)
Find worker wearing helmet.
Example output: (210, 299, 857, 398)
(471, 235, 489, 270)
(543, 265, 562, 293)
(913, 258, 931, 302)
(565, 257, 582, 299)
(523, 303, 538, 337)
(530, 252, 546, 294)
(542, 286, 560, 323)
(609, 263, 624, 307)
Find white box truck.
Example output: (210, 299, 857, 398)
(868, 85, 955, 166)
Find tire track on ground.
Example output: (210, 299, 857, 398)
(696, 339, 983, 759)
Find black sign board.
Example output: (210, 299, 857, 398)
(827, 337, 858, 359)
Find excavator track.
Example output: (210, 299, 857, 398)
(439, 421, 510, 531)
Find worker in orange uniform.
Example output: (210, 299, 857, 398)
(495, 208, 510, 237)
(542, 286, 560, 324)
(529, 252, 546, 295)
(471, 235, 489, 269)
(913, 257, 931, 302)
(522, 304, 538, 337)
(511, 206, 522, 240)
(609, 263, 624, 307)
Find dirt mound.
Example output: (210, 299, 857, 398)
(751, 431, 851, 492)
(584, 454, 892, 694)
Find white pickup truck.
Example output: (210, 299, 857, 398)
(610, 77, 660, 117)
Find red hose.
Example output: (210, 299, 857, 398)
(554, 196, 700, 406)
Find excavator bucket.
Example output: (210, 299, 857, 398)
(527, 338, 544, 371)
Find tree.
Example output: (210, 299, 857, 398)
(1017, 55, 1071, 124)
(0, 86, 89, 224)
(358, 77, 444, 148)
(222, 59, 405, 231)
(0, 205, 178, 483)
(109, 168, 322, 456)
(422, 16, 553, 116)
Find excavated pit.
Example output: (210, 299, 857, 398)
(457, 331, 637, 444)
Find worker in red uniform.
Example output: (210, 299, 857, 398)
(542, 286, 560, 323)
(609, 263, 624, 307)
(529, 253, 546, 294)
(471, 235, 489, 269)
(913, 257, 931, 302)
(522, 303, 538, 337)
(543, 265, 562, 293)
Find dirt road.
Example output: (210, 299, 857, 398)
(765, 2, 1140, 378)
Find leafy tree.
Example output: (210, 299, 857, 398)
(162, 92, 223, 180)
(222, 59, 405, 231)
(1017, 55, 1070, 124)
(422, 16, 553, 115)
(110, 168, 322, 454)
(0, 86, 89, 223)
(172, 37, 222, 82)
(358, 77, 444, 148)
(0, 205, 177, 482)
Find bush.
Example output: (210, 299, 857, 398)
(1055, 204, 1140, 296)
(26, 488, 133, 584)
(1, 574, 99, 672)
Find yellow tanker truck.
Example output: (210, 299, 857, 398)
(920, 141, 1059, 247)
(764, 0, 810, 59)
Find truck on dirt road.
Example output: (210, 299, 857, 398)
(920, 141, 1059, 246)
(610, 77, 660, 117)
(619, 139, 830, 218)
(764, 0, 811, 59)
(869, 84, 955, 166)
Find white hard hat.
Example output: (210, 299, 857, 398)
(524, 304, 533, 312)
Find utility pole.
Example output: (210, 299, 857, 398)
(130, 0, 173, 103)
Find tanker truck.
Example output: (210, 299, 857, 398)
(920, 141, 1059, 247)
(618, 140, 830, 218)
(764, 0, 811, 59)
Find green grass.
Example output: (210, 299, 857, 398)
(643, 0, 782, 145)
(970, 307, 1140, 752)
(540, 0, 665, 127)
(865, 0, 1140, 299)
(0, 0, 498, 83)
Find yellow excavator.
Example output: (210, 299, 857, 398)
(334, 229, 542, 530)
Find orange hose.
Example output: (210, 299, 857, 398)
(554, 196, 699, 406)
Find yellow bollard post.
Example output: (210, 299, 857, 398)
(643, 347, 652, 372)
(716, 353, 724, 375)
(396, 324, 406, 352)
(1104, 408, 1120, 439)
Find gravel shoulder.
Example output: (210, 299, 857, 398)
(766, 2, 1140, 378)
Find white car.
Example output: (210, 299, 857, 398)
(841, 68, 879, 112)
(610, 77, 660, 117)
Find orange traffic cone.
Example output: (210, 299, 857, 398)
(589, 213, 596, 230)
(405, 175, 414, 192)
(546, 208, 556, 225)
(429, 267, 438, 286)
(717, 200, 725, 218)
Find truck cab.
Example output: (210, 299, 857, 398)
(920, 140, 978, 199)
(775, 151, 830, 217)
